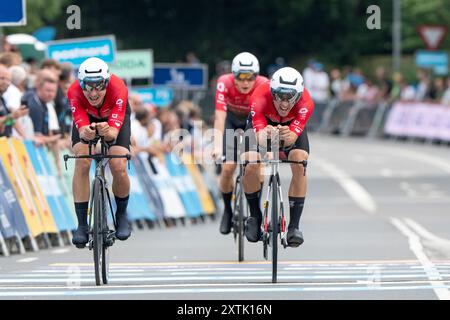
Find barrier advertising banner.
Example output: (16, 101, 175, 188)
(385, 102, 450, 141)
(0, 138, 44, 237)
(0, 163, 29, 238)
(10, 139, 58, 234)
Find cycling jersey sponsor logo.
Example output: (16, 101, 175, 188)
(116, 99, 124, 106)
(71, 107, 76, 113)
(218, 93, 225, 101)
(111, 113, 118, 119)
(293, 120, 300, 126)
(217, 82, 225, 92)
(251, 111, 256, 117)
(114, 122, 121, 127)
(294, 127, 301, 134)
(299, 107, 308, 114)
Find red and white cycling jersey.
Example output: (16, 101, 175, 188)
(215, 73, 268, 118)
(68, 74, 128, 130)
(250, 82, 315, 136)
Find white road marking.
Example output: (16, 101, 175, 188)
(404, 218, 450, 245)
(390, 217, 450, 300)
(1, 283, 450, 297)
(314, 157, 377, 213)
(51, 249, 70, 254)
(16, 258, 38, 263)
(380, 169, 393, 177)
(381, 147, 450, 174)
(2, 260, 450, 297)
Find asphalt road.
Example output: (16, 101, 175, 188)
(1, 133, 450, 300)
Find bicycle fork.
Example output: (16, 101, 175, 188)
(262, 163, 287, 247)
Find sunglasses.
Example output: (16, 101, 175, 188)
(80, 78, 109, 92)
(235, 73, 257, 81)
(271, 88, 301, 104)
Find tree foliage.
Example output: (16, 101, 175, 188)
(5, 0, 450, 69)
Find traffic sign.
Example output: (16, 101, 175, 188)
(417, 25, 448, 50)
(46, 35, 117, 67)
(416, 50, 448, 75)
(110, 50, 154, 79)
(153, 63, 208, 90)
(0, 0, 26, 26)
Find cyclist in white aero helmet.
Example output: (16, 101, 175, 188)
(212, 52, 268, 236)
(241, 66, 314, 247)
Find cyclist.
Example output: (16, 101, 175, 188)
(242, 67, 314, 247)
(211, 52, 268, 235)
(68, 57, 132, 247)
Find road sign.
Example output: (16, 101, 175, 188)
(132, 87, 173, 107)
(46, 35, 116, 67)
(417, 25, 448, 50)
(153, 63, 208, 90)
(0, 0, 26, 26)
(416, 50, 448, 75)
(110, 50, 154, 79)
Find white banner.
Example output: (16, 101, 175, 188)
(384, 102, 450, 140)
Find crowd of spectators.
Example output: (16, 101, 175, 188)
(302, 59, 450, 107)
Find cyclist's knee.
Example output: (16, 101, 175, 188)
(244, 163, 260, 177)
(221, 163, 237, 178)
(289, 150, 308, 177)
(75, 158, 91, 174)
(109, 159, 127, 176)
(289, 149, 309, 161)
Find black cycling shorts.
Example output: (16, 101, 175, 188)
(244, 116, 310, 156)
(222, 112, 248, 162)
(71, 103, 131, 150)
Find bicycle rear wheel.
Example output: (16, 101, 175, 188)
(271, 175, 278, 283)
(92, 178, 103, 286)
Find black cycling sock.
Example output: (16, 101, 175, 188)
(288, 197, 305, 230)
(222, 192, 233, 216)
(74, 202, 89, 227)
(245, 190, 262, 223)
(115, 195, 129, 216)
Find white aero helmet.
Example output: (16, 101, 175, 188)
(78, 57, 111, 91)
(270, 67, 304, 106)
(231, 52, 260, 79)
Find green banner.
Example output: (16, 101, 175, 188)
(110, 49, 153, 79)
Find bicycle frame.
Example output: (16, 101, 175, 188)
(64, 134, 131, 285)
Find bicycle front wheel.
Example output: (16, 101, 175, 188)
(92, 178, 104, 286)
(271, 175, 278, 284)
(237, 185, 245, 262)
(101, 188, 109, 285)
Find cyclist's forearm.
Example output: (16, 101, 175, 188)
(213, 110, 226, 146)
